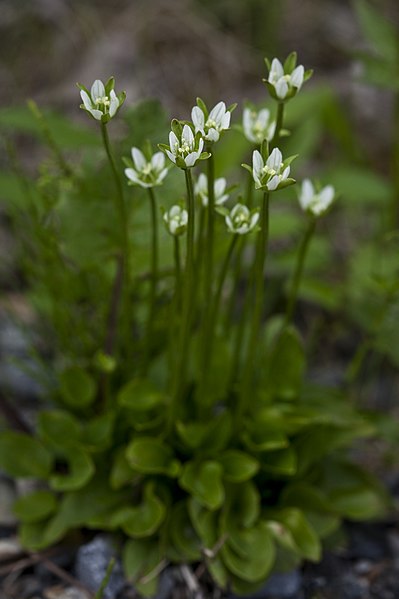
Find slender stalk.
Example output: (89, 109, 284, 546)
(94, 558, 116, 599)
(141, 187, 159, 373)
(237, 191, 270, 426)
(285, 217, 316, 324)
(168, 169, 196, 432)
(211, 235, 238, 332)
(271, 102, 285, 149)
(100, 122, 130, 353)
(204, 151, 216, 304)
(174, 235, 182, 309)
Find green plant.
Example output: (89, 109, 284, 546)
(0, 52, 389, 596)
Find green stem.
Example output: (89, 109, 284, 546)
(285, 217, 316, 324)
(211, 235, 238, 330)
(100, 122, 131, 356)
(168, 169, 196, 432)
(141, 187, 159, 373)
(237, 191, 270, 426)
(271, 102, 285, 149)
(174, 235, 182, 309)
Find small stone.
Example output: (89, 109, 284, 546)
(354, 560, 373, 576)
(0, 536, 23, 560)
(74, 535, 125, 599)
(43, 585, 90, 599)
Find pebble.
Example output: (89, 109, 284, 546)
(0, 536, 23, 560)
(74, 535, 125, 599)
(43, 585, 90, 599)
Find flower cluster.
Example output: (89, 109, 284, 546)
(264, 53, 312, 102)
(192, 100, 232, 143)
(160, 123, 208, 170)
(251, 148, 296, 191)
(194, 173, 229, 207)
(78, 78, 125, 123)
(163, 205, 188, 236)
(298, 179, 335, 216)
(225, 203, 259, 235)
(124, 148, 168, 189)
(243, 107, 276, 144)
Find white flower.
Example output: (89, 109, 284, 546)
(79, 78, 125, 122)
(194, 173, 229, 207)
(163, 205, 188, 236)
(266, 56, 306, 101)
(298, 179, 335, 216)
(125, 148, 168, 188)
(163, 124, 205, 169)
(252, 148, 294, 191)
(225, 203, 259, 235)
(243, 107, 276, 144)
(191, 101, 231, 143)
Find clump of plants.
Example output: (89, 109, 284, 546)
(0, 53, 389, 596)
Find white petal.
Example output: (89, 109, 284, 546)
(243, 109, 255, 142)
(191, 106, 205, 132)
(319, 185, 334, 209)
(252, 150, 264, 177)
(197, 138, 204, 153)
(169, 205, 180, 217)
(109, 89, 119, 117)
(266, 148, 282, 171)
(225, 215, 234, 232)
(80, 90, 93, 110)
(91, 79, 105, 101)
(250, 212, 260, 229)
(132, 148, 147, 171)
(299, 179, 314, 210)
(269, 58, 284, 81)
(169, 131, 179, 152)
(267, 175, 280, 191)
(124, 168, 140, 184)
(182, 124, 194, 147)
(151, 151, 165, 171)
(165, 150, 177, 164)
(291, 65, 304, 89)
(258, 109, 270, 128)
(214, 178, 226, 198)
(209, 101, 226, 125)
(282, 166, 290, 180)
(221, 111, 231, 130)
(157, 168, 168, 183)
(195, 173, 207, 195)
(275, 78, 289, 100)
(170, 220, 178, 235)
(89, 108, 103, 120)
(216, 194, 229, 206)
(206, 128, 219, 142)
(184, 151, 198, 167)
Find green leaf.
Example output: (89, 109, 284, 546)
(221, 522, 275, 583)
(83, 413, 115, 450)
(180, 461, 224, 510)
(123, 538, 161, 582)
(169, 501, 202, 560)
(112, 483, 166, 538)
(188, 498, 219, 548)
(59, 366, 96, 409)
(284, 51, 297, 73)
(0, 432, 52, 478)
(222, 481, 260, 530)
(49, 446, 95, 491)
(218, 450, 259, 482)
(267, 508, 321, 561)
(262, 447, 297, 476)
(327, 166, 392, 206)
(38, 410, 81, 450)
(126, 437, 180, 477)
(110, 448, 137, 490)
(13, 491, 57, 523)
(118, 379, 164, 411)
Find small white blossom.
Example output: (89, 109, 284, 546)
(252, 148, 295, 191)
(191, 101, 231, 143)
(163, 205, 188, 236)
(265, 54, 309, 101)
(194, 173, 229, 207)
(225, 203, 259, 235)
(125, 148, 168, 188)
(243, 107, 276, 144)
(163, 124, 205, 169)
(79, 78, 125, 122)
(298, 179, 335, 216)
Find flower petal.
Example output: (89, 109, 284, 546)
(165, 150, 177, 164)
(132, 148, 147, 171)
(109, 89, 119, 117)
(252, 150, 264, 177)
(291, 65, 304, 89)
(185, 151, 198, 167)
(169, 131, 179, 152)
(221, 111, 231, 130)
(151, 151, 165, 171)
(267, 175, 280, 191)
(191, 106, 205, 131)
(209, 101, 226, 125)
(80, 90, 93, 110)
(275, 78, 289, 99)
(124, 168, 141, 184)
(182, 124, 194, 147)
(266, 148, 282, 171)
(91, 79, 105, 101)
(319, 185, 335, 209)
(206, 128, 219, 142)
(269, 58, 284, 81)
(299, 179, 314, 210)
(214, 178, 227, 198)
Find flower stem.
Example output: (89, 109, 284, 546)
(285, 217, 316, 325)
(271, 102, 285, 149)
(168, 169, 196, 432)
(141, 187, 159, 373)
(237, 191, 270, 427)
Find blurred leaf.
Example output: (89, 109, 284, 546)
(112, 483, 166, 538)
(49, 446, 95, 491)
(354, 0, 398, 61)
(59, 366, 97, 410)
(118, 379, 164, 411)
(14, 490, 57, 523)
(218, 450, 259, 483)
(180, 461, 224, 510)
(126, 437, 180, 477)
(0, 431, 52, 478)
